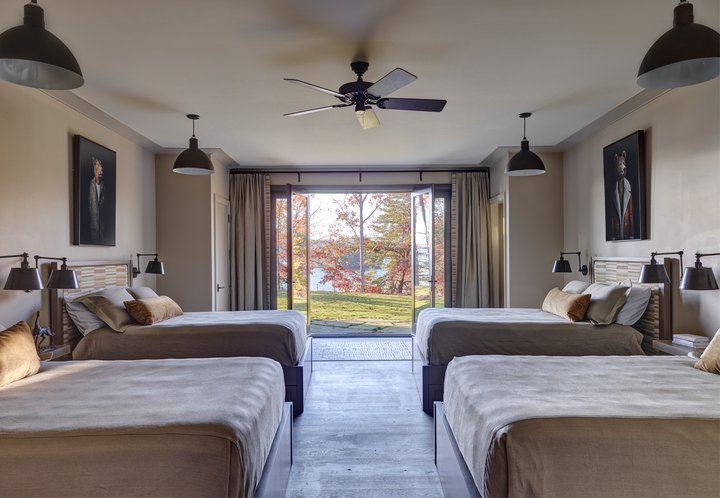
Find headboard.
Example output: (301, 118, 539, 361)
(592, 257, 673, 349)
(48, 260, 130, 348)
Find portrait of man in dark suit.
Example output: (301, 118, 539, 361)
(73, 136, 116, 246)
(603, 131, 646, 242)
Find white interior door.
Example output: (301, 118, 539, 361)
(214, 195, 230, 311)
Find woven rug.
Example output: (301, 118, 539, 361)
(312, 337, 412, 361)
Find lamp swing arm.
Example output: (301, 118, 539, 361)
(34, 255, 69, 269)
(0, 252, 31, 261)
(650, 250, 684, 271)
(560, 251, 588, 275)
(692, 252, 720, 268)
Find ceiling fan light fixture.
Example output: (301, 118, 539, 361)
(637, 1, 720, 89)
(506, 112, 546, 176)
(173, 114, 214, 175)
(0, 0, 83, 90)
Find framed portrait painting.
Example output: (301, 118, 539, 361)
(72, 135, 116, 246)
(603, 130, 646, 242)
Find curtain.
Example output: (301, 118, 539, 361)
(453, 171, 492, 308)
(229, 173, 270, 310)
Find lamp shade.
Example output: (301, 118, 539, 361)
(4, 266, 43, 291)
(637, 1, 720, 88)
(639, 263, 671, 284)
(46, 268, 79, 289)
(0, 2, 83, 90)
(552, 258, 572, 273)
(172, 137, 214, 175)
(680, 267, 719, 290)
(507, 140, 546, 176)
(144, 259, 165, 275)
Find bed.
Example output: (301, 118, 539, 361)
(0, 356, 292, 498)
(413, 257, 672, 413)
(46, 261, 312, 417)
(435, 355, 720, 498)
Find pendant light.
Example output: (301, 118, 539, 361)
(0, 0, 83, 89)
(637, 1, 720, 89)
(506, 112, 546, 176)
(173, 114, 214, 175)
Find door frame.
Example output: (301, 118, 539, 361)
(212, 194, 231, 311)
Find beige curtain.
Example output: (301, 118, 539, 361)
(453, 171, 492, 308)
(229, 173, 270, 310)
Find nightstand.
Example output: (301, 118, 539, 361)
(38, 344, 71, 361)
(652, 339, 703, 358)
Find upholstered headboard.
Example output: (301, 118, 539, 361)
(592, 257, 673, 349)
(48, 260, 130, 348)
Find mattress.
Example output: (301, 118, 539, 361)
(415, 307, 644, 364)
(72, 310, 308, 366)
(443, 355, 720, 498)
(0, 357, 286, 497)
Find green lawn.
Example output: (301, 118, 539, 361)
(277, 291, 412, 326)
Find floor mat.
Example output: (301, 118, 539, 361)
(312, 337, 412, 361)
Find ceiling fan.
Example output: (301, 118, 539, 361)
(284, 61, 447, 129)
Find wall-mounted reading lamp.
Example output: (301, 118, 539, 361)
(34, 256, 79, 289)
(680, 252, 719, 290)
(1, 253, 43, 291)
(552, 251, 588, 276)
(638, 250, 684, 284)
(133, 253, 165, 279)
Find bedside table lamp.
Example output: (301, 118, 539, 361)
(132, 253, 165, 279)
(680, 252, 720, 290)
(34, 255, 79, 289)
(639, 250, 684, 284)
(552, 251, 588, 276)
(2, 253, 43, 291)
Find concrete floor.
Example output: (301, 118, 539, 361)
(285, 360, 443, 498)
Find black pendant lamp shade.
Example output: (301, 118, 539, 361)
(680, 252, 720, 290)
(0, 1, 83, 90)
(173, 114, 214, 175)
(637, 1, 720, 88)
(133, 253, 165, 278)
(2, 253, 43, 291)
(506, 113, 546, 176)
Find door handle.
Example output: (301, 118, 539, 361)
(216, 284, 225, 292)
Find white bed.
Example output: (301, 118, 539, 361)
(436, 355, 720, 498)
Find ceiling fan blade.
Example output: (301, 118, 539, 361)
(356, 107, 380, 129)
(365, 68, 417, 98)
(377, 98, 446, 112)
(284, 78, 346, 98)
(284, 104, 350, 117)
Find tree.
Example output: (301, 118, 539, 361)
(367, 193, 412, 294)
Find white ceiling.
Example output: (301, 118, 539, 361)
(2, 0, 718, 168)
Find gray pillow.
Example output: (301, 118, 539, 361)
(77, 288, 137, 332)
(126, 286, 159, 300)
(65, 300, 107, 336)
(615, 286, 652, 325)
(562, 280, 591, 294)
(584, 283, 629, 325)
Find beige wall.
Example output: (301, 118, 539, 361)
(489, 151, 566, 307)
(155, 154, 228, 311)
(0, 83, 156, 328)
(564, 80, 720, 337)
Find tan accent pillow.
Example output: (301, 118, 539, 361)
(542, 288, 592, 322)
(77, 288, 136, 332)
(584, 283, 629, 324)
(0, 321, 40, 387)
(124, 296, 183, 325)
(694, 330, 720, 374)
(126, 286, 159, 300)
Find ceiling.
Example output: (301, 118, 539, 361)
(2, 0, 718, 168)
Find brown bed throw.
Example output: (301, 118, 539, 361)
(0, 357, 285, 497)
(72, 310, 307, 367)
(443, 355, 720, 498)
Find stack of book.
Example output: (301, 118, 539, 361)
(672, 334, 709, 353)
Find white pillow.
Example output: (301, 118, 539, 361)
(562, 280, 591, 294)
(64, 300, 107, 336)
(615, 286, 652, 325)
